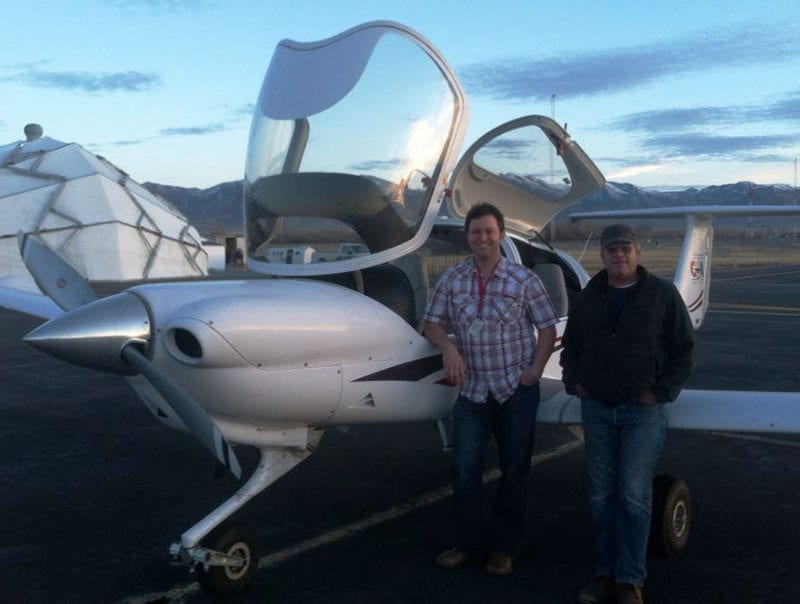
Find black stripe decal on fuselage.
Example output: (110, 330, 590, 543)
(353, 354, 443, 382)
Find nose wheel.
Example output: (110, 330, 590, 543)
(649, 474, 692, 558)
(169, 434, 322, 596)
(195, 526, 257, 596)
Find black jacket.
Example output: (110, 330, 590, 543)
(561, 265, 694, 404)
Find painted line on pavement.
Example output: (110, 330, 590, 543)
(121, 440, 582, 603)
(714, 268, 800, 282)
(708, 309, 800, 318)
(711, 431, 800, 448)
(712, 303, 800, 313)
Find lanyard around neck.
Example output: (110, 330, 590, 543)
(475, 269, 491, 318)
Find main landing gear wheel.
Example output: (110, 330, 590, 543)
(649, 474, 692, 558)
(196, 526, 257, 596)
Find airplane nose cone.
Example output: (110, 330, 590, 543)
(24, 292, 151, 375)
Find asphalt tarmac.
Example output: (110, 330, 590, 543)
(1, 265, 799, 603)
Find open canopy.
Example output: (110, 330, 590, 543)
(244, 21, 469, 276)
(243, 23, 606, 277)
(448, 116, 605, 237)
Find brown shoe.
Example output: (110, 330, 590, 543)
(617, 583, 643, 604)
(485, 552, 513, 575)
(577, 575, 616, 603)
(435, 548, 468, 569)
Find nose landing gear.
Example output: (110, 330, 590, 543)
(169, 428, 322, 596)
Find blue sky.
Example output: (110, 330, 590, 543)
(2, 0, 799, 189)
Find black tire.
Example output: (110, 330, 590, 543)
(196, 525, 257, 596)
(649, 474, 691, 558)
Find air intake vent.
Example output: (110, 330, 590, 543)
(173, 328, 202, 358)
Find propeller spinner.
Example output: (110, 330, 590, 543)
(20, 234, 242, 479)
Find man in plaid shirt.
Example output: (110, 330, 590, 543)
(423, 202, 557, 576)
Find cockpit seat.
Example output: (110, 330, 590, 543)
(248, 172, 413, 253)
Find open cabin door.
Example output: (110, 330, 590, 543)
(448, 116, 605, 237)
(243, 21, 469, 276)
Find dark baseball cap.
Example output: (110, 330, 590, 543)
(600, 223, 639, 247)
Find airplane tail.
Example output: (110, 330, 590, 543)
(571, 205, 800, 330)
(673, 214, 712, 329)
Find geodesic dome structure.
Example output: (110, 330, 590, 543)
(0, 126, 207, 281)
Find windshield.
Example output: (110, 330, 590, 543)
(244, 23, 466, 275)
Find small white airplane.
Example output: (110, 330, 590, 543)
(2, 21, 800, 596)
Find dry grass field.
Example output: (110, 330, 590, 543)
(557, 236, 800, 275)
(418, 236, 799, 287)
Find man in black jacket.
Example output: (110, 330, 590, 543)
(561, 224, 694, 604)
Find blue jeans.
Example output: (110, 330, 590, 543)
(451, 382, 540, 556)
(581, 396, 668, 585)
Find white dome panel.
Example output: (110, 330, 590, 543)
(0, 170, 61, 197)
(141, 230, 160, 249)
(0, 131, 206, 280)
(0, 141, 21, 165)
(39, 212, 79, 230)
(58, 224, 134, 280)
(40, 228, 79, 251)
(51, 229, 91, 278)
(54, 175, 141, 225)
(7, 156, 40, 171)
(82, 149, 124, 181)
(12, 136, 68, 157)
(37, 144, 100, 180)
(137, 199, 189, 239)
(147, 239, 205, 279)
(125, 179, 181, 216)
(0, 238, 28, 277)
(0, 185, 61, 234)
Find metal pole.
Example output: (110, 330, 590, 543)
(550, 94, 556, 242)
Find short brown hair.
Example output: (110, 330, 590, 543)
(465, 202, 505, 233)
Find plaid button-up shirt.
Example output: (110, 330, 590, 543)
(423, 256, 557, 403)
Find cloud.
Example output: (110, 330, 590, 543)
(762, 91, 800, 121)
(609, 107, 743, 132)
(348, 158, 403, 171)
(100, 107, 246, 148)
(461, 21, 800, 101)
(598, 129, 800, 170)
(609, 91, 800, 133)
(641, 133, 800, 158)
(481, 138, 533, 160)
(4, 65, 160, 93)
(159, 123, 228, 136)
(235, 103, 256, 117)
(106, 138, 155, 147)
(109, 0, 212, 10)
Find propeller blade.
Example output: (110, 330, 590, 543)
(18, 232, 96, 311)
(120, 344, 242, 479)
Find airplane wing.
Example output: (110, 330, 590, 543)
(664, 389, 800, 432)
(571, 205, 800, 329)
(537, 378, 800, 434)
(0, 275, 65, 320)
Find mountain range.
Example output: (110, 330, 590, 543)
(143, 179, 800, 238)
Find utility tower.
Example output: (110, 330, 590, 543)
(549, 94, 556, 242)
